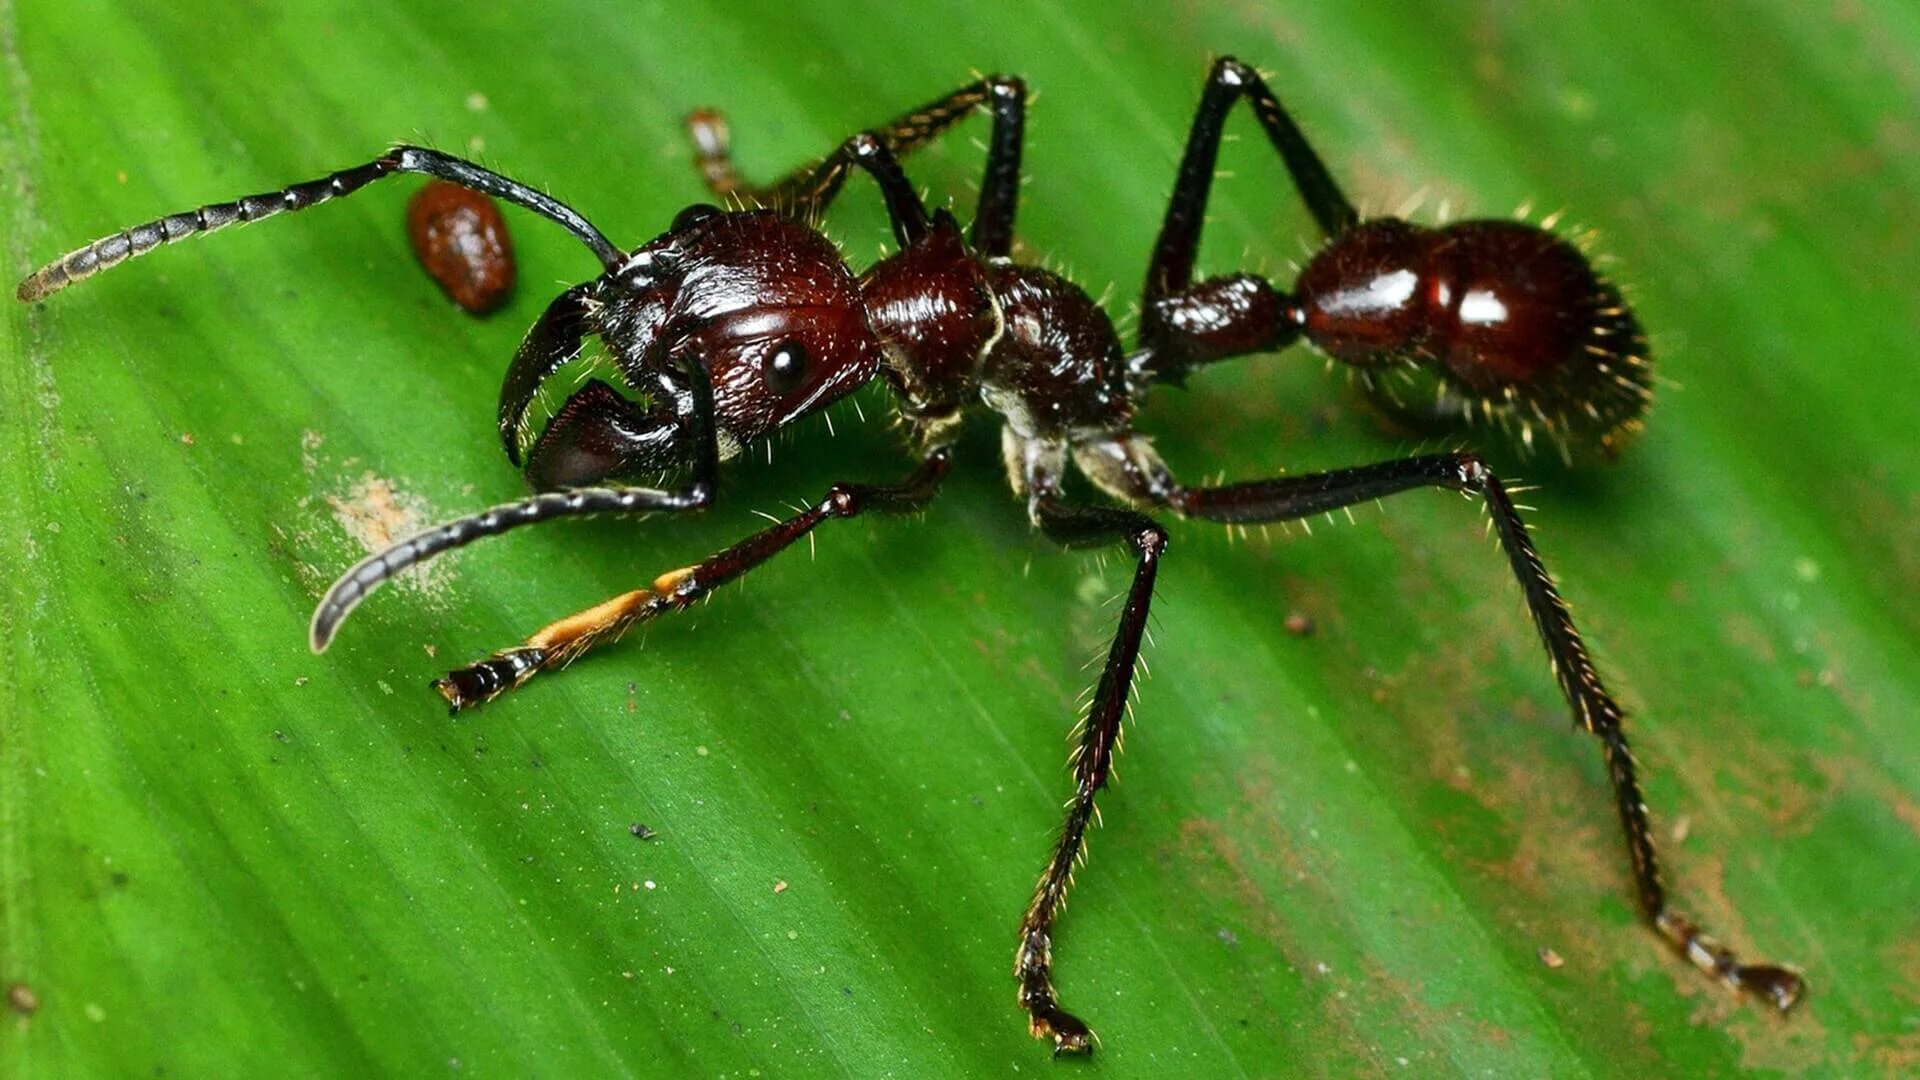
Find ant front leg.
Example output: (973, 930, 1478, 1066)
(686, 74, 1026, 255)
(1007, 439, 1169, 1054)
(435, 449, 951, 709)
(1134, 56, 1357, 383)
(1073, 437, 1808, 1013)
(19, 145, 622, 301)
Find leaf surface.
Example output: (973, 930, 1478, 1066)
(4, 3, 1916, 1075)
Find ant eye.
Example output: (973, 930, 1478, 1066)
(763, 341, 809, 395)
(672, 203, 721, 231)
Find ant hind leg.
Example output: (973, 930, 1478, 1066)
(1144, 55, 1357, 309)
(1071, 435, 1807, 1012)
(1134, 57, 1355, 382)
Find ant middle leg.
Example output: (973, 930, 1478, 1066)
(686, 74, 1026, 255)
(1004, 439, 1169, 1054)
(1072, 436, 1807, 1012)
(433, 449, 951, 710)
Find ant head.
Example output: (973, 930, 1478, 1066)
(500, 206, 883, 489)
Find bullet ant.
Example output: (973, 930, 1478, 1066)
(18, 56, 1800, 1054)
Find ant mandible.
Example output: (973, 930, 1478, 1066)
(18, 56, 1801, 1055)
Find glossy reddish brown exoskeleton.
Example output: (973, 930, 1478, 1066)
(1290, 217, 1649, 454)
(17, 55, 1794, 1056)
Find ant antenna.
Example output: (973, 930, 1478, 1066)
(19, 145, 623, 302)
(309, 483, 707, 652)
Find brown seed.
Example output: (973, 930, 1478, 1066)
(406, 179, 515, 314)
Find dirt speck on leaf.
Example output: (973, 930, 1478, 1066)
(323, 472, 455, 597)
(7, 982, 38, 1014)
(300, 429, 325, 473)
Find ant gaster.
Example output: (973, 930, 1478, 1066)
(19, 57, 1799, 1054)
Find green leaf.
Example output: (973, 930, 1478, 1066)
(5, 2, 1916, 1075)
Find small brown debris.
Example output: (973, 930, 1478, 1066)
(179, 431, 196, 446)
(1538, 946, 1564, 969)
(773, 880, 789, 894)
(1671, 815, 1691, 845)
(1283, 611, 1314, 636)
(8, 982, 38, 1014)
(407, 180, 515, 314)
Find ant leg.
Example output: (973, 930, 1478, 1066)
(1007, 443, 1169, 1053)
(432, 449, 950, 709)
(1144, 55, 1357, 308)
(685, 75, 1026, 255)
(960, 77, 1026, 256)
(19, 145, 623, 302)
(1075, 438, 1807, 1012)
(1135, 56, 1357, 380)
(775, 134, 932, 249)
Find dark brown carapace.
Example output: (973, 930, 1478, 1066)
(406, 178, 516, 314)
(17, 56, 1795, 1057)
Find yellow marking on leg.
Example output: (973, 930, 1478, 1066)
(526, 589, 651, 650)
(651, 565, 696, 597)
(523, 566, 698, 654)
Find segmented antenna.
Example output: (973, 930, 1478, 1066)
(18, 145, 623, 302)
(309, 484, 708, 652)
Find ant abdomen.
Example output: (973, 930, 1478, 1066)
(1294, 217, 1652, 457)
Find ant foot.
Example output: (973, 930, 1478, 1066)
(433, 647, 544, 713)
(1657, 909, 1807, 1014)
(1732, 963, 1807, 1014)
(1028, 1004, 1094, 1056)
